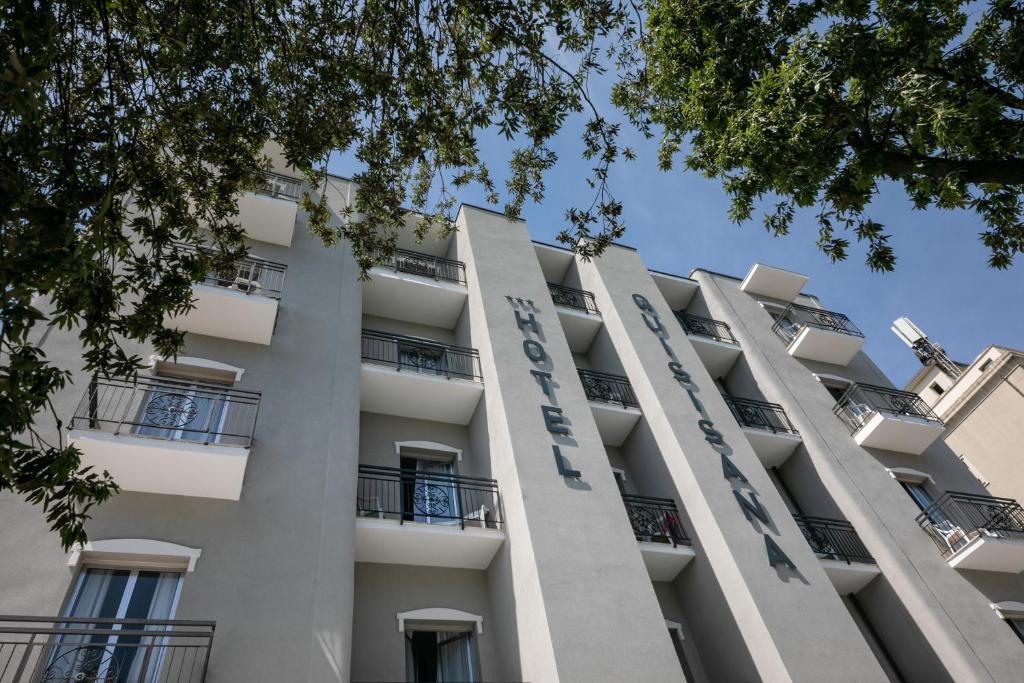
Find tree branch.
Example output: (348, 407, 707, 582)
(880, 152, 1024, 185)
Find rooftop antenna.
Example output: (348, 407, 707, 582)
(892, 317, 963, 379)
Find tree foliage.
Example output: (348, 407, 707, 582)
(0, 0, 632, 547)
(615, 0, 1024, 270)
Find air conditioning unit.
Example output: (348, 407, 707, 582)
(229, 277, 263, 294)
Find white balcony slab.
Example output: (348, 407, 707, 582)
(556, 306, 602, 354)
(947, 534, 1024, 573)
(364, 267, 468, 328)
(741, 427, 803, 468)
(639, 541, 696, 581)
(688, 335, 742, 379)
(589, 401, 642, 447)
(166, 283, 278, 345)
(852, 411, 945, 454)
(355, 517, 505, 570)
(69, 430, 248, 500)
(237, 192, 297, 246)
(788, 326, 864, 366)
(360, 363, 484, 425)
(740, 263, 809, 302)
(819, 558, 880, 594)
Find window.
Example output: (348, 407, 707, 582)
(980, 358, 994, 372)
(1009, 619, 1024, 645)
(47, 567, 182, 683)
(666, 622, 696, 683)
(401, 456, 460, 525)
(405, 629, 478, 682)
(929, 382, 945, 395)
(900, 481, 936, 511)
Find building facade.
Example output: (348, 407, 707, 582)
(3, 170, 1024, 682)
(905, 344, 1024, 506)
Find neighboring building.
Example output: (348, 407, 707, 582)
(904, 340, 1024, 505)
(2, 171, 1024, 683)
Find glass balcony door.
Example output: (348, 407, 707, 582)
(47, 568, 182, 683)
(405, 629, 477, 682)
(402, 458, 460, 526)
(133, 382, 228, 444)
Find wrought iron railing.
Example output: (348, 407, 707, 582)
(833, 383, 941, 434)
(175, 242, 286, 299)
(577, 368, 639, 408)
(373, 247, 467, 285)
(771, 302, 863, 344)
(915, 492, 1024, 558)
(69, 376, 260, 447)
(793, 515, 875, 564)
(257, 171, 302, 201)
(722, 395, 799, 435)
(356, 465, 503, 530)
(675, 312, 737, 344)
(621, 494, 690, 546)
(361, 330, 482, 381)
(547, 283, 599, 315)
(0, 615, 214, 682)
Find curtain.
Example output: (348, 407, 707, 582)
(117, 571, 181, 683)
(436, 631, 475, 682)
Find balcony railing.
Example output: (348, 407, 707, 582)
(675, 312, 737, 344)
(69, 376, 261, 447)
(772, 302, 863, 343)
(621, 494, 691, 546)
(356, 465, 503, 529)
(361, 330, 482, 381)
(577, 368, 639, 408)
(723, 395, 798, 435)
(175, 242, 286, 299)
(793, 514, 875, 564)
(916, 492, 1024, 558)
(547, 283, 599, 315)
(0, 615, 214, 683)
(257, 171, 302, 201)
(833, 383, 941, 433)
(373, 247, 467, 285)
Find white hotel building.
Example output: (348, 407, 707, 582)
(2, 162, 1024, 683)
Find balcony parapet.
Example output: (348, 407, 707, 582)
(675, 312, 737, 344)
(373, 247, 467, 286)
(0, 615, 214, 683)
(621, 494, 690, 547)
(356, 464, 502, 530)
(547, 282, 599, 315)
(723, 395, 798, 435)
(257, 170, 302, 201)
(917, 492, 1024, 572)
(833, 383, 943, 453)
(175, 242, 286, 299)
(361, 330, 482, 382)
(772, 302, 862, 342)
(794, 514, 874, 564)
(577, 368, 638, 408)
(70, 376, 260, 447)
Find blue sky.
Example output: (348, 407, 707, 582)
(327, 109, 1023, 388)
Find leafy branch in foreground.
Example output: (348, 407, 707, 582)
(616, 0, 1024, 271)
(1, 0, 635, 547)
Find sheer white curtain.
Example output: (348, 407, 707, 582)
(436, 631, 475, 682)
(415, 460, 459, 525)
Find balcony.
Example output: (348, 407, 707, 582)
(723, 395, 802, 467)
(834, 384, 944, 454)
(364, 248, 468, 328)
(165, 244, 285, 345)
(772, 303, 864, 366)
(739, 263, 808, 302)
(794, 515, 880, 594)
(0, 615, 214, 683)
(360, 330, 484, 425)
(237, 171, 302, 246)
(675, 312, 742, 378)
(548, 283, 602, 353)
(621, 494, 695, 581)
(578, 368, 641, 447)
(916, 492, 1024, 573)
(355, 465, 505, 569)
(68, 376, 260, 500)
